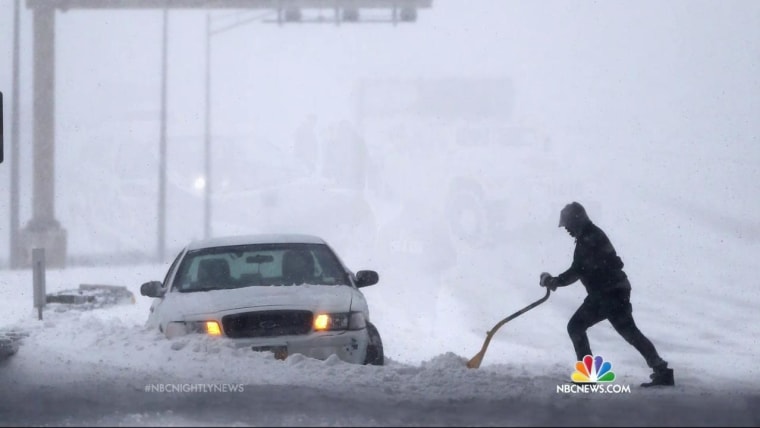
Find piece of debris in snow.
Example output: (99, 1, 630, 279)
(0, 330, 29, 359)
(46, 284, 136, 312)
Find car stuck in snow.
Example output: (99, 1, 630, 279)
(140, 234, 384, 365)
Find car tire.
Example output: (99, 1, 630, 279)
(363, 322, 384, 366)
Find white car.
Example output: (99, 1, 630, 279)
(140, 234, 384, 365)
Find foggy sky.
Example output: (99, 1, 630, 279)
(0, 0, 759, 261)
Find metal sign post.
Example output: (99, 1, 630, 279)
(32, 248, 46, 320)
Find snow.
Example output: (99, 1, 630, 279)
(2, 143, 759, 425)
(1, 0, 760, 426)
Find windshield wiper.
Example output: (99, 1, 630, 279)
(180, 286, 226, 293)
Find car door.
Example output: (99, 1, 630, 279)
(147, 249, 185, 329)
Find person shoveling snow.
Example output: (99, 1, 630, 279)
(539, 201, 674, 388)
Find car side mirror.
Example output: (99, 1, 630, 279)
(140, 280, 165, 298)
(355, 270, 379, 288)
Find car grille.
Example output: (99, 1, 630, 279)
(222, 310, 313, 338)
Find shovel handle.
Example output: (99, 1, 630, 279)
(488, 287, 551, 334)
(466, 288, 551, 369)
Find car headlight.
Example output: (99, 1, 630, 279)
(313, 311, 366, 331)
(165, 320, 223, 338)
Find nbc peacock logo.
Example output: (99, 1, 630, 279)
(571, 355, 616, 383)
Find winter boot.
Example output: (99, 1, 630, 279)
(641, 367, 674, 387)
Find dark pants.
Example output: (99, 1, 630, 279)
(567, 288, 666, 370)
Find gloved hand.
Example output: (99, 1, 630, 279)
(540, 272, 558, 291)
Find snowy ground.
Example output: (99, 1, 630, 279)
(1, 258, 759, 427)
(1, 137, 759, 426)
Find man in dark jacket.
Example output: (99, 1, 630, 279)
(540, 202, 674, 387)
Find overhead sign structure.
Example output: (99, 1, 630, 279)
(14, 0, 432, 268)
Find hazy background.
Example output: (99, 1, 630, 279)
(2, 0, 758, 270)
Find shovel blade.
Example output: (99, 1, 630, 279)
(466, 351, 484, 369)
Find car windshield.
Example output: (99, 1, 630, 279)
(173, 243, 350, 292)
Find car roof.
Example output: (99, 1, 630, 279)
(185, 233, 327, 251)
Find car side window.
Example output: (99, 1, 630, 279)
(164, 250, 184, 290)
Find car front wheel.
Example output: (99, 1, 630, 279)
(363, 322, 384, 366)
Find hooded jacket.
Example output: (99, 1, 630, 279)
(556, 221, 630, 295)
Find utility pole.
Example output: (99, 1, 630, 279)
(203, 12, 212, 240)
(157, 9, 168, 262)
(10, 0, 21, 268)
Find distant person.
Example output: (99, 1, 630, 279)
(540, 202, 674, 387)
(294, 115, 319, 174)
(320, 121, 368, 192)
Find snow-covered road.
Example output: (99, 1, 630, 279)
(1, 257, 759, 426)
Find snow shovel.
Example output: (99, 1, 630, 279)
(466, 287, 551, 369)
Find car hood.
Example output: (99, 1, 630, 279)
(169, 284, 355, 319)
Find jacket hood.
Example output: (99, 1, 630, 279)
(559, 201, 591, 235)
